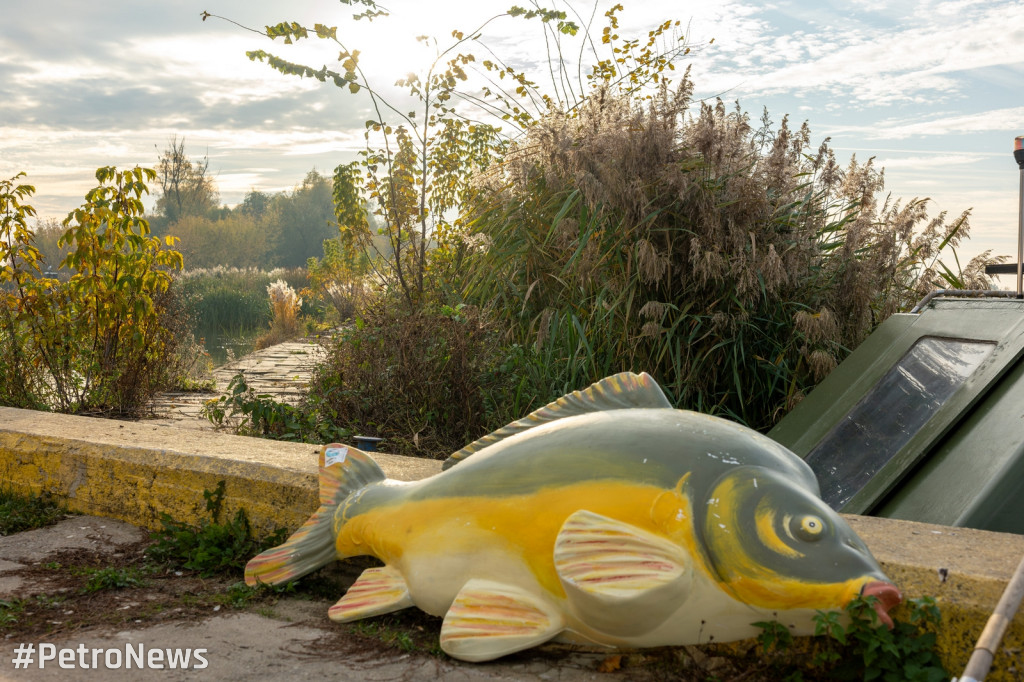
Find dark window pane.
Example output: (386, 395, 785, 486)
(807, 336, 994, 509)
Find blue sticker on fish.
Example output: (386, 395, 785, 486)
(245, 372, 901, 663)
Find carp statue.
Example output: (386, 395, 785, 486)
(245, 372, 900, 662)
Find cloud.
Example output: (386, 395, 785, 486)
(870, 153, 990, 170)
(829, 107, 1024, 139)
(2, 0, 1021, 262)
(690, 0, 1024, 108)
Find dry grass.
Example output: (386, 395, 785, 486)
(255, 279, 303, 349)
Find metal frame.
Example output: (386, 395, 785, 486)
(769, 299, 1024, 515)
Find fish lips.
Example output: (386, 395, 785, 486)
(860, 580, 902, 628)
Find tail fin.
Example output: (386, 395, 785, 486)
(245, 444, 386, 586)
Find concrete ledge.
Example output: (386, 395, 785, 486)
(0, 407, 440, 534)
(2, 407, 1023, 678)
(844, 515, 1024, 679)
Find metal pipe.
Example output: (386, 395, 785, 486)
(953, 135, 1024, 682)
(1017, 163, 1024, 298)
(1017, 135, 1024, 298)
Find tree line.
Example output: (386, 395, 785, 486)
(153, 138, 337, 270)
(31, 137, 339, 272)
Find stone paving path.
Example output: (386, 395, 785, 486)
(145, 339, 326, 430)
(0, 517, 660, 681)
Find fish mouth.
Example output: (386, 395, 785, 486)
(860, 581, 902, 629)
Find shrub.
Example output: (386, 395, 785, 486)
(0, 168, 188, 416)
(202, 372, 350, 443)
(306, 303, 513, 457)
(219, 2, 997, 446)
(457, 83, 1000, 431)
(306, 237, 371, 323)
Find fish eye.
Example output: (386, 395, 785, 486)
(790, 515, 826, 542)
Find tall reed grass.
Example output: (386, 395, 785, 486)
(255, 279, 304, 349)
(456, 81, 1001, 431)
(180, 266, 311, 337)
(290, 84, 1001, 459)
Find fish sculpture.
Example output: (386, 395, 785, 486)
(245, 372, 901, 662)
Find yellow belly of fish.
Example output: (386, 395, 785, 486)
(336, 480, 702, 601)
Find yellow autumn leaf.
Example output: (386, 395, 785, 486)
(597, 655, 623, 673)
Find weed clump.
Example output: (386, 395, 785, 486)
(147, 481, 287, 577)
(753, 595, 947, 681)
(81, 566, 149, 593)
(203, 372, 350, 443)
(0, 488, 67, 536)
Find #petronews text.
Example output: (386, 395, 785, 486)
(10, 642, 208, 670)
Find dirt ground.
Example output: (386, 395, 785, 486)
(0, 516, 752, 681)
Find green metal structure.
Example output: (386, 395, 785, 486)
(769, 297, 1024, 534)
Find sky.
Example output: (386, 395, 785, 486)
(2, 0, 1023, 275)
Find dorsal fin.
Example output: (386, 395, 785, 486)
(442, 372, 670, 470)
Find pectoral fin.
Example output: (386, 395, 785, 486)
(554, 510, 692, 636)
(328, 566, 413, 622)
(439, 579, 565, 662)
